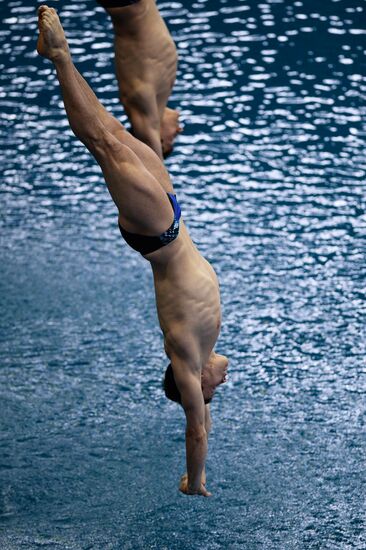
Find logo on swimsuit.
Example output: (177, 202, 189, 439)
(160, 218, 180, 245)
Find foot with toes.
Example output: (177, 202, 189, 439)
(37, 5, 69, 61)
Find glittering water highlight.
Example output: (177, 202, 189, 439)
(1, 0, 365, 548)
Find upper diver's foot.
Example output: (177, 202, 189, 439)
(37, 5, 69, 61)
(160, 107, 182, 158)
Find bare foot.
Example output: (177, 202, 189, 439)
(160, 107, 182, 158)
(37, 5, 69, 61)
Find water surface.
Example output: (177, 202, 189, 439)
(0, 0, 365, 548)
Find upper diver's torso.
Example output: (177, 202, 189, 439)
(105, 0, 177, 109)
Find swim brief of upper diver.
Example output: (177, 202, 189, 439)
(96, 0, 141, 8)
(119, 193, 182, 256)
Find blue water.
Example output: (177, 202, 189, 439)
(1, 0, 366, 548)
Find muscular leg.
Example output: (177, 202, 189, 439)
(37, 6, 174, 235)
(71, 65, 124, 138)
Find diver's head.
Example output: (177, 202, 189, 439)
(163, 358, 228, 406)
(163, 363, 182, 404)
(201, 353, 229, 403)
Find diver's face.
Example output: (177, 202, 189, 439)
(201, 354, 229, 402)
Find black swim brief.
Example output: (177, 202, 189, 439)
(96, 0, 141, 8)
(119, 193, 181, 256)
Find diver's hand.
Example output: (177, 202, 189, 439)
(180, 471, 206, 486)
(179, 475, 212, 497)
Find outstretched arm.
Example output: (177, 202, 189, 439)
(125, 92, 163, 160)
(202, 404, 211, 485)
(180, 403, 211, 487)
(172, 359, 212, 497)
(128, 109, 163, 160)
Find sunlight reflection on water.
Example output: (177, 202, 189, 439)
(1, 0, 365, 548)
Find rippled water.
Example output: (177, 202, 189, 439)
(1, 0, 366, 548)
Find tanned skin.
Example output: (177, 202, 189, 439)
(100, 0, 182, 159)
(37, 6, 228, 497)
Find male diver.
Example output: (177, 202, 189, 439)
(97, 0, 181, 159)
(37, 6, 228, 497)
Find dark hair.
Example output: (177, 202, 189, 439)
(163, 363, 182, 404)
(163, 363, 212, 405)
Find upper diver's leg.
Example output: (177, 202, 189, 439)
(37, 5, 175, 235)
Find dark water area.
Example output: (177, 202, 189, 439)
(1, 0, 366, 548)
